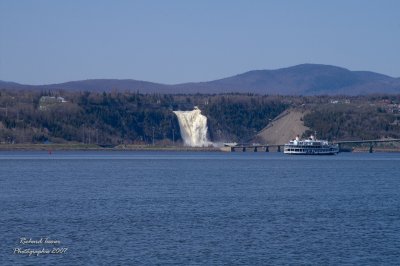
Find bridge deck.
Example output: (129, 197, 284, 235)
(227, 139, 400, 153)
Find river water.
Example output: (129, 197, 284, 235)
(0, 151, 399, 265)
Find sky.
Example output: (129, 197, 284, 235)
(1, 0, 400, 85)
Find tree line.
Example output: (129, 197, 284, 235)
(0, 90, 288, 145)
(1, 90, 399, 145)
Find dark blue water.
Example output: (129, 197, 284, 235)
(1, 151, 399, 265)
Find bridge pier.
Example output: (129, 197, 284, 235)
(227, 145, 284, 152)
(330, 139, 400, 153)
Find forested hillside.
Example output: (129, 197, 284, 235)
(0, 90, 288, 145)
(303, 98, 400, 141)
(1, 90, 399, 146)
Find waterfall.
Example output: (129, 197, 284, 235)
(173, 107, 211, 147)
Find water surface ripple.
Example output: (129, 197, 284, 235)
(0, 152, 399, 265)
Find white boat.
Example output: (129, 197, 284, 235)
(284, 135, 339, 155)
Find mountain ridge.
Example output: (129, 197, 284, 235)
(1, 64, 399, 95)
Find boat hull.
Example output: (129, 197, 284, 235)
(283, 150, 338, 155)
(284, 146, 339, 155)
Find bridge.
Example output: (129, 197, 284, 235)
(226, 144, 282, 152)
(334, 139, 400, 153)
(225, 138, 400, 153)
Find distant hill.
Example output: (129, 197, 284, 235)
(46, 79, 171, 92)
(1, 64, 399, 95)
(0, 79, 171, 92)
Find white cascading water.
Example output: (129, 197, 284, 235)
(173, 107, 211, 147)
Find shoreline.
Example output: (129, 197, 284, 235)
(0, 144, 223, 152)
(1, 144, 400, 153)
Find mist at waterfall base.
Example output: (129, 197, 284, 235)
(173, 107, 213, 147)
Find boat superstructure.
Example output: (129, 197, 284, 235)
(284, 135, 339, 155)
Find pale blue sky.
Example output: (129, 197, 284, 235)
(1, 0, 399, 85)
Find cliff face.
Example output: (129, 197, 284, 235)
(254, 109, 310, 145)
